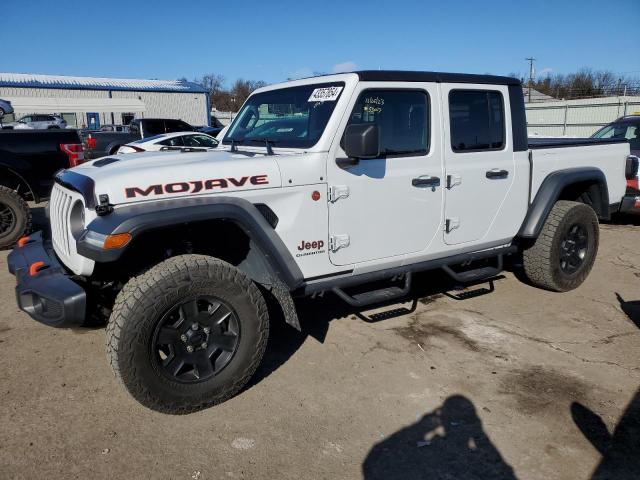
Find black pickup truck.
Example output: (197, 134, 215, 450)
(83, 118, 194, 159)
(0, 129, 84, 248)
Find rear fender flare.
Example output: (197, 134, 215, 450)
(518, 167, 608, 239)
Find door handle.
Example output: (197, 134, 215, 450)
(485, 169, 509, 179)
(412, 176, 440, 188)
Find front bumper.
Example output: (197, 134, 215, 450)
(619, 195, 640, 214)
(7, 231, 86, 327)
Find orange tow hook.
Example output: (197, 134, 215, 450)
(29, 261, 47, 277)
(17, 236, 31, 248)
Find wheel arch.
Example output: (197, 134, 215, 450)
(518, 167, 609, 239)
(0, 164, 37, 202)
(80, 196, 303, 330)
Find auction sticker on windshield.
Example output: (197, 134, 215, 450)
(308, 86, 343, 102)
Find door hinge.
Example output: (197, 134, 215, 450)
(445, 217, 460, 233)
(329, 234, 350, 252)
(446, 174, 462, 189)
(328, 185, 349, 203)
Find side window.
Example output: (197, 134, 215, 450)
(344, 90, 429, 156)
(158, 136, 184, 147)
(449, 90, 505, 152)
(183, 134, 217, 148)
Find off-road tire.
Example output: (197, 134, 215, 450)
(0, 185, 31, 249)
(522, 200, 599, 292)
(106, 254, 269, 414)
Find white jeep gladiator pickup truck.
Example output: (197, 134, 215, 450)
(8, 71, 635, 413)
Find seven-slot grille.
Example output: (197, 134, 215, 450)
(50, 184, 75, 257)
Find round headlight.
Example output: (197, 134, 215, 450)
(69, 200, 85, 240)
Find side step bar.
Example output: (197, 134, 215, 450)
(332, 273, 412, 307)
(441, 255, 503, 283)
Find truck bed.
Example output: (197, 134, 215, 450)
(528, 137, 628, 149)
(528, 137, 629, 212)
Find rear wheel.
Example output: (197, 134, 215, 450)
(106, 254, 269, 413)
(522, 200, 599, 292)
(0, 185, 31, 249)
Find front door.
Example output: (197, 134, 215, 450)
(328, 84, 444, 266)
(441, 86, 514, 245)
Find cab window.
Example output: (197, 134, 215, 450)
(449, 90, 505, 152)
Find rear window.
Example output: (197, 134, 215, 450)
(144, 120, 165, 136)
(165, 120, 193, 133)
(449, 90, 505, 152)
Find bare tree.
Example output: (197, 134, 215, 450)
(194, 73, 226, 109)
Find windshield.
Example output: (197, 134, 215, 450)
(592, 119, 640, 150)
(223, 82, 344, 148)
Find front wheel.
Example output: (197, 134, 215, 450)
(106, 255, 269, 413)
(522, 200, 599, 292)
(0, 185, 31, 249)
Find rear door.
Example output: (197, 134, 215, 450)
(441, 86, 514, 245)
(327, 83, 444, 266)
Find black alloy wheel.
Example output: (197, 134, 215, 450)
(559, 224, 589, 274)
(153, 295, 241, 383)
(0, 202, 16, 235)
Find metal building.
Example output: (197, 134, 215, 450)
(526, 96, 640, 137)
(0, 73, 209, 129)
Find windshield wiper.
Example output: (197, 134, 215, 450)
(247, 138, 278, 156)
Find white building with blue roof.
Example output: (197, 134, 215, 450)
(0, 73, 209, 128)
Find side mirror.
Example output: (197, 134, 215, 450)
(344, 124, 380, 159)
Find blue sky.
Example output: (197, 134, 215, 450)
(1, 0, 638, 86)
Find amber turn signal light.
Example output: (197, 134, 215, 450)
(103, 233, 132, 250)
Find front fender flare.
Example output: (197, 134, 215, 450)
(78, 196, 304, 291)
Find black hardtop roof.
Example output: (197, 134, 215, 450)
(354, 70, 521, 86)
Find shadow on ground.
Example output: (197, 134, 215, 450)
(362, 395, 517, 480)
(571, 292, 640, 479)
(572, 389, 640, 479)
(249, 271, 504, 390)
(615, 293, 640, 330)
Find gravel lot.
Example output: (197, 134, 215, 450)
(0, 210, 638, 479)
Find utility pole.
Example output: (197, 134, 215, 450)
(525, 57, 536, 103)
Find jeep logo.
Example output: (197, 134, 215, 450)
(125, 175, 269, 198)
(298, 240, 324, 251)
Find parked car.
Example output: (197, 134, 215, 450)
(98, 124, 130, 133)
(0, 98, 14, 117)
(2, 114, 67, 130)
(197, 125, 223, 136)
(83, 118, 195, 159)
(117, 131, 218, 154)
(0, 129, 85, 247)
(592, 114, 640, 213)
(8, 70, 632, 413)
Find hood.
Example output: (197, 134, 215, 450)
(71, 148, 282, 206)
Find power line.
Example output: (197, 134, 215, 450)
(525, 57, 536, 102)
